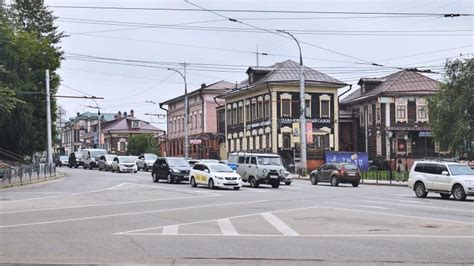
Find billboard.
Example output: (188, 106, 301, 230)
(324, 151, 369, 171)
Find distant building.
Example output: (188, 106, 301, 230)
(217, 59, 347, 170)
(160, 81, 234, 159)
(54, 106, 66, 155)
(339, 70, 445, 169)
(84, 110, 165, 155)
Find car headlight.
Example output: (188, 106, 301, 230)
(279, 169, 284, 174)
(171, 168, 180, 173)
(215, 176, 223, 180)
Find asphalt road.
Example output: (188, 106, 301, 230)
(0, 167, 473, 265)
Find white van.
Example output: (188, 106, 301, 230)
(227, 152, 285, 188)
(82, 149, 107, 169)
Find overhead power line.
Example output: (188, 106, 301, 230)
(48, 5, 474, 17)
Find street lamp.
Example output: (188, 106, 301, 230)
(387, 130, 394, 180)
(277, 29, 308, 176)
(404, 133, 409, 181)
(168, 64, 189, 159)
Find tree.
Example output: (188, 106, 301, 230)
(127, 134, 160, 156)
(0, 1, 64, 155)
(429, 58, 474, 160)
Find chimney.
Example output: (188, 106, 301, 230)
(201, 83, 206, 89)
(117, 111, 122, 119)
(124, 111, 128, 117)
(130, 109, 134, 117)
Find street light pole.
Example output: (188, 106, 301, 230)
(45, 70, 53, 165)
(277, 30, 307, 176)
(168, 64, 189, 159)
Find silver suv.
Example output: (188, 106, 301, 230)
(408, 161, 474, 201)
(228, 152, 285, 188)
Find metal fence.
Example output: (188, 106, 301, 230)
(360, 170, 408, 184)
(1, 163, 57, 186)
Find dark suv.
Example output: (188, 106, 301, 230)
(151, 157, 191, 184)
(310, 162, 361, 187)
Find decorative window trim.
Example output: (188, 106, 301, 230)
(416, 98, 428, 122)
(368, 104, 373, 126)
(375, 103, 381, 125)
(359, 106, 364, 127)
(395, 98, 408, 123)
(280, 93, 292, 117)
(319, 94, 331, 118)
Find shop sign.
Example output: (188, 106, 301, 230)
(246, 120, 271, 130)
(280, 118, 331, 124)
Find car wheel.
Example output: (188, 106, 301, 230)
(271, 180, 280, 188)
(209, 178, 215, 189)
(452, 185, 466, 201)
(190, 177, 197, 187)
(285, 181, 291, 186)
(83, 164, 87, 170)
(144, 165, 148, 172)
(152, 172, 158, 183)
(310, 175, 318, 185)
(352, 182, 360, 187)
(440, 193, 451, 199)
(414, 182, 428, 198)
(98, 166, 102, 171)
(167, 174, 174, 184)
(331, 176, 339, 187)
(233, 187, 240, 190)
(249, 177, 259, 188)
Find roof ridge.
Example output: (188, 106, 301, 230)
(379, 70, 407, 93)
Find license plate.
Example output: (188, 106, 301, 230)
(348, 173, 355, 176)
(270, 175, 278, 179)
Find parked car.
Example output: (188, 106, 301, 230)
(199, 159, 221, 164)
(310, 162, 360, 187)
(187, 159, 201, 167)
(98, 155, 116, 171)
(282, 170, 293, 185)
(190, 163, 242, 190)
(55, 156, 68, 167)
(151, 157, 191, 184)
(227, 152, 285, 188)
(82, 149, 107, 169)
(111, 156, 138, 173)
(68, 152, 83, 168)
(136, 153, 158, 171)
(408, 160, 474, 201)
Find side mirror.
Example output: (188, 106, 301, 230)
(442, 171, 449, 176)
(204, 169, 210, 173)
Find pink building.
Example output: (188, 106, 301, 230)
(160, 81, 233, 159)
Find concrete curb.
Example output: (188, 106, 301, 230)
(0, 172, 65, 189)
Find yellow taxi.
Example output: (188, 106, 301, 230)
(190, 163, 242, 190)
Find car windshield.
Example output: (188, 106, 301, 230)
(341, 163, 358, 170)
(105, 155, 115, 161)
(448, 165, 474, 175)
(90, 150, 106, 157)
(257, 156, 282, 166)
(145, 154, 157, 161)
(168, 158, 190, 167)
(201, 159, 219, 163)
(209, 164, 233, 172)
(119, 157, 134, 163)
(60, 156, 68, 160)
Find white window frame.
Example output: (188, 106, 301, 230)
(232, 103, 238, 125)
(416, 98, 428, 122)
(368, 104, 373, 126)
(319, 94, 331, 118)
(359, 106, 364, 127)
(395, 98, 408, 123)
(264, 94, 270, 118)
(375, 103, 381, 125)
(280, 93, 292, 117)
(305, 94, 312, 118)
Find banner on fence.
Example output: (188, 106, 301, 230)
(324, 151, 369, 171)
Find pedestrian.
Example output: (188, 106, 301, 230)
(397, 159, 405, 181)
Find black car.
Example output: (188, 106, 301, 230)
(151, 157, 191, 184)
(68, 152, 82, 168)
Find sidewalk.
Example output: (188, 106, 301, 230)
(290, 174, 408, 187)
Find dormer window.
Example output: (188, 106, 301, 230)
(132, 121, 140, 128)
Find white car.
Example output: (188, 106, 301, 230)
(408, 161, 474, 201)
(190, 163, 242, 190)
(136, 153, 158, 171)
(111, 156, 138, 173)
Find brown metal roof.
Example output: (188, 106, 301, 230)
(161, 80, 234, 105)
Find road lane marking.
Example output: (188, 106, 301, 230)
(359, 205, 390, 210)
(260, 212, 299, 236)
(123, 233, 474, 238)
(120, 183, 217, 195)
(162, 225, 179, 235)
(361, 200, 474, 213)
(0, 199, 270, 229)
(0, 194, 219, 215)
(217, 218, 239, 235)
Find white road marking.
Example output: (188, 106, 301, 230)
(0, 183, 127, 203)
(359, 205, 389, 210)
(361, 200, 474, 213)
(0, 199, 269, 229)
(161, 225, 179, 235)
(217, 218, 238, 235)
(398, 200, 427, 204)
(124, 233, 474, 239)
(260, 212, 299, 236)
(120, 183, 217, 195)
(0, 194, 218, 215)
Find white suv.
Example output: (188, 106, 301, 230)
(408, 161, 474, 201)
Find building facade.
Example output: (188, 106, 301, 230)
(340, 70, 446, 169)
(160, 81, 234, 159)
(218, 60, 347, 170)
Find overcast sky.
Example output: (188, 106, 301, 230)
(42, 0, 473, 127)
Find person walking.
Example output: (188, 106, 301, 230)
(397, 159, 405, 182)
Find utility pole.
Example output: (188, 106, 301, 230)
(168, 63, 189, 159)
(46, 70, 53, 166)
(277, 30, 307, 176)
(256, 44, 259, 66)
